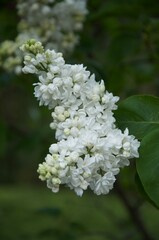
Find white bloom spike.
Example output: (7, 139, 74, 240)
(21, 40, 140, 196)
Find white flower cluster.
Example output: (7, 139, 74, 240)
(0, 0, 87, 74)
(21, 39, 140, 196)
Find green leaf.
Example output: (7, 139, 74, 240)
(136, 129, 159, 208)
(114, 95, 159, 140)
(135, 172, 158, 209)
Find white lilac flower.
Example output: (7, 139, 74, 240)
(21, 40, 140, 196)
(0, 0, 87, 73)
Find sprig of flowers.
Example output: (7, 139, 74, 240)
(0, 0, 87, 74)
(20, 39, 140, 196)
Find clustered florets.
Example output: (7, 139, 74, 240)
(0, 0, 87, 73)
(20, 39, 140, 196)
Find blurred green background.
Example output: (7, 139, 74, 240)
(0, 0, 159, 239)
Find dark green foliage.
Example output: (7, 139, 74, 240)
(137, 129, 159, 208)
(115, 95, 159, 140)
(115, 95, 159, 207)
